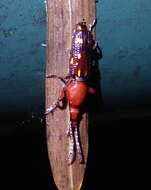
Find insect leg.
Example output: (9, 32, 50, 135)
(74, 124, 83, 164)
(89, 19, 97, 32)
(67, 122, 75, 165)
(88, 86, 96, 94)
(46, 74, 66, 84)
(45, 88, 65, 115)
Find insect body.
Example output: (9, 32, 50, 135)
(46, 19, 99, 164)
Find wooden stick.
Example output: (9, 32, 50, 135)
(45, 0, 96, 189)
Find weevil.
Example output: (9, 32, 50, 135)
(46, 19, 101, 164)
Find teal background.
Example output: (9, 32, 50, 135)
(1, 1, 151, 189)
(0, 0, 151, 120)
(0, 0, 46, 120)
(97, 0, 151, 112)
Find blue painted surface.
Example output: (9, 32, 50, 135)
(97, 0, 151, 111)
(0, 0, 46, 119)
(0, 0, 151, 119)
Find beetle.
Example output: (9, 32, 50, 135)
(45, 19, 101, 164)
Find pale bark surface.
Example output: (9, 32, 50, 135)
(45, 1, 96, 189)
